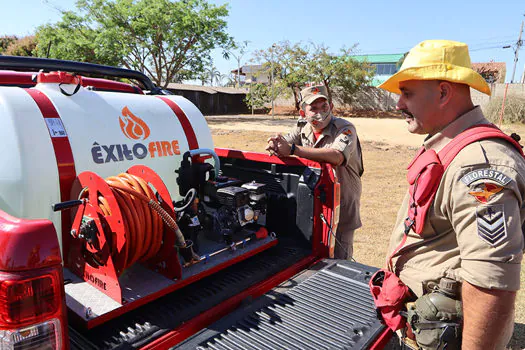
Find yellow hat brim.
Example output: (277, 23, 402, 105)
(378, 64, 491, 96)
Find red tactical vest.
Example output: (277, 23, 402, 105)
(404, 124, 524, 235)
(370, 124, 524, 332)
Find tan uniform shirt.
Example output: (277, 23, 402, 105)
(388, 107, 525, 297)
(284, 116, 364, 233)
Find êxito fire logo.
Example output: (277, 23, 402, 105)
(119, 106, 151, 140)
(91, 106, 180, 164)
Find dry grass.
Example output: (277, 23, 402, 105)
(212, 126, 525, 349)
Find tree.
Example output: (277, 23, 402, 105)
(34, 0, 234, 88)
(4, 36, 37, 57)
(252, 41, 374, 110)
(245, 83, 271, 111)
(207, 66, 221, 86)
(305, 43, 374, 105)
(0, 35, 18, 55)
(252, 41, 307, 112)
(223, 40, 249, 87)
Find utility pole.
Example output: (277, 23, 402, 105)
(270, 43, 276, 119)
(510, 16, 524, 83)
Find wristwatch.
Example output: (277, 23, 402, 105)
(290, 143, 296, 155)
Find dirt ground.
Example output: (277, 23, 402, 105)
(208, 114, 525, 349)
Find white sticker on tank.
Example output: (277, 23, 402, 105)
(45, 118, 68, 138)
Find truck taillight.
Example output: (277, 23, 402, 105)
(0, 269, 65, 350)
(0, 274, 58, 324)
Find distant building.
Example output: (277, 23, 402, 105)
(351, 53, 406, 86)
(165, 83, 249, 115)
(231, 64, 270, 85)
(471, 61, 506, 83)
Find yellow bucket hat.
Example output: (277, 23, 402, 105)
(378, 40, 491, 96)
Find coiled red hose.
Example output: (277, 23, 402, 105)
(84, 173, 184, 272)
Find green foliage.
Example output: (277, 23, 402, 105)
(306, 43, 374, 106)
(252, 41, 374, 110)
(0, 35, 18, 54)
(4, 36, 37, 57)
(0, 35, 37, 56)
(252, 41, 309, 110)
(34, 0, 233, 88)
(245, 83, 271, 109)
(483, 96, 525, 124)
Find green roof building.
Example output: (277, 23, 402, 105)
(351, 53, 405, 86)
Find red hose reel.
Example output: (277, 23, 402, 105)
(67, 165, 184, 304)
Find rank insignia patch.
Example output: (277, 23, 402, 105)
(468, 183, 503, 203)
(476, 205, 507, 246)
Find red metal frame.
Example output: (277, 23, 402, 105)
(82, 238, 278, 329)
(2, 71, 143, 94)
(68, 171, 127, 303)
(68, 166, 183, 304)
(215, 148, 340, 257)
(215, 148, 322, 168)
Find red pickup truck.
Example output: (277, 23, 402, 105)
(0, 56, 390, 350)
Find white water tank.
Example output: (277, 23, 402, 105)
(0, 77, 213, 250)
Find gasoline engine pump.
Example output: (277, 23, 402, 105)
(175, 150, 270, 260)
(53, 149, 273, 305)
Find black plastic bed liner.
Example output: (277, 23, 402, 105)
(69, 236, 311, 350)
(173, 260, 384, 350)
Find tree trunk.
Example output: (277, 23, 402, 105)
(292, 85, 300, 114)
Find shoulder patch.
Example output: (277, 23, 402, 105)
(468, 183, 503, 203)
(460, 169, 511, 186)
(476, 204, 507, 246)
(339, 135, 350, 144)
(342, 129, 352, 136)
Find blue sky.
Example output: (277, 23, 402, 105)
(2, 0, 524, 83)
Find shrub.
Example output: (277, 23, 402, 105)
(483, 96, 525, 124)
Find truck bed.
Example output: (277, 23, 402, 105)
(69, 235, 312, 349)
(173, 260, 384, 350)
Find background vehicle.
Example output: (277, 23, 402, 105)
(0, 56, 389, 349)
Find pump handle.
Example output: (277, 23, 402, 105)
(52, 200, 84, 212)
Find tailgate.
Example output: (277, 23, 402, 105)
(174, 260, 386, 350)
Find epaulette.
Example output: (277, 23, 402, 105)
(332, 116, 352, 129)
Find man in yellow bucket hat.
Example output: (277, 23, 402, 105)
(377, 40, 525, 349)
(265, 85, 364, 260)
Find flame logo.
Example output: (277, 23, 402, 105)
(119, 106, 150, 140)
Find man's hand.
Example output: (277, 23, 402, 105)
(265, 134, 292, 157)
